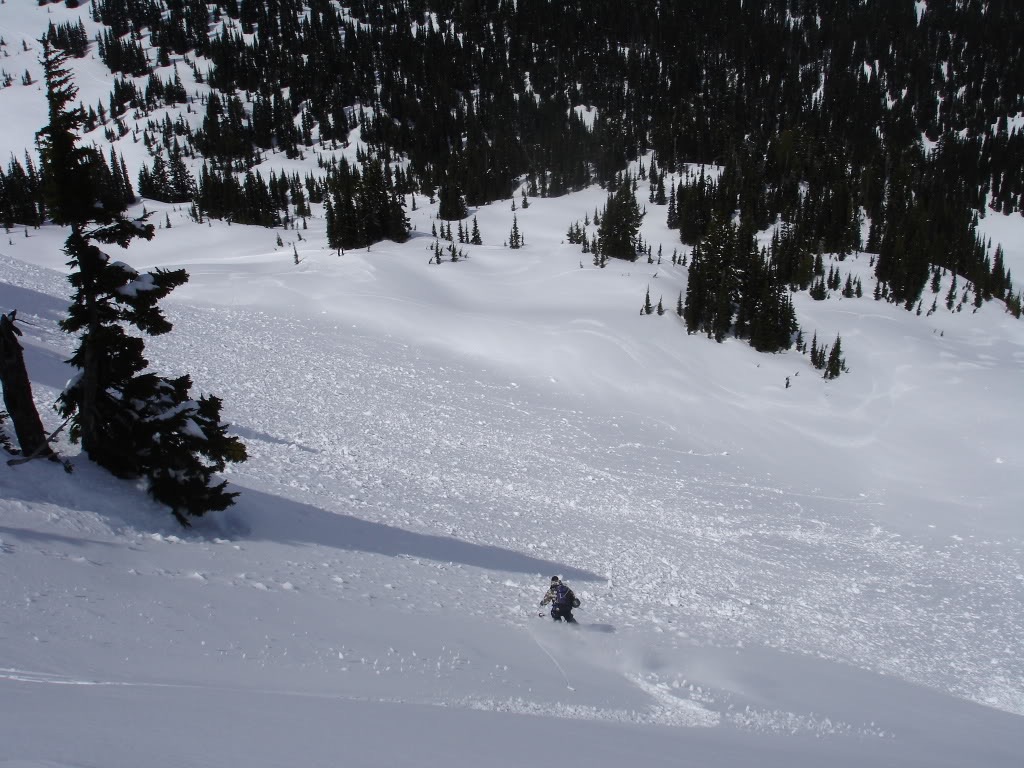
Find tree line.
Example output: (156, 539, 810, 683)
(2, 0, 1022, 379)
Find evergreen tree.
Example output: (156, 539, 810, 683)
(842, 274, 855, 298)
(39, 42, 245, 525)
(642, 286, 653, 315)
(438, 179, 468, 220)
(509, 215, 522, 249)
(666, 184, 678, 229)
(824, 335, 846, 380)
(809, 276, 828, 300)
(598, 182, 643, 260)
(36, 40, 96, 229)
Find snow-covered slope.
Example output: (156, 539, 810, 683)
(2, 4, 1024, 767)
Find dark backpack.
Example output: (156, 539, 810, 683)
(554, 583, 580, 608)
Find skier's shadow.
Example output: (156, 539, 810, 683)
(219, 486, 604, 583)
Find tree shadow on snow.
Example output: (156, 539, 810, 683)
(0, 283, 77, 394)
(19, 343, 73, 393)
(0, 523, 118, 551)
(220, 486, 605, 583)
(0, 282, 69, 326)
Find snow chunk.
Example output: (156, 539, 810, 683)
(181, 418, 208, 440)
(113, 267, 159, 298)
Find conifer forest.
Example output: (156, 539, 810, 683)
(2, 0, 1023, 357)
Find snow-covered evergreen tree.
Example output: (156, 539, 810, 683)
(38, 41, 246, 525)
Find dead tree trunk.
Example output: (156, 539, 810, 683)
(0, 311, 53, 459)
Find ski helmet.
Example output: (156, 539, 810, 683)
(550, 576, 560, 584)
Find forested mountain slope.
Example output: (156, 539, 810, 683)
(3, 0, 1023, 327)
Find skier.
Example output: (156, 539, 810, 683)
(540, 576, 579, 623)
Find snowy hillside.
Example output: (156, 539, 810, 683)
(3, 4, 1024, 767)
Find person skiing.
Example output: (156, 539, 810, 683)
(540, 576, 578, 623)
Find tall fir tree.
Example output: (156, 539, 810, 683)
(598, 182, 643, 260)
(824, 335, 846, 380)
(38, 41, 246, 525)
(438, 179, 468, 221)
(509, 215, 522, 249)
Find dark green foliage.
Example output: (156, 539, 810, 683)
(39, 45, 245, 524)
(769, 222, 815, 291)
(97, 27, 151, 76)
(809, 332, 825, 369)
(684, 217, 797, 351)
(324, 158, 409, 251)
(0, 155, 44, 228)
(806, 330, 847, 379)
(136, 378, 247, 527)
(199, 165, 322, 229)
(598, 182, 643, 260)
(93, 146, 136, 212)
(36, 40, 98, 227)
(57, 229, 183, 473)
(45, 19, 89, 58)
(138, 144, 195, 203)
(824, 335, 847, 380)
(142, 70, 189, 110)
(841, 274, 860, 299)
(193, 92, 255, 166)
(674, 172, 717, 247)
(809, 277, 828, 301)
(566, 221, 586, 245)
(438, 181, 468, 221)
(1007, 293, 1023, 319)
(509, 215, 522, 249)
